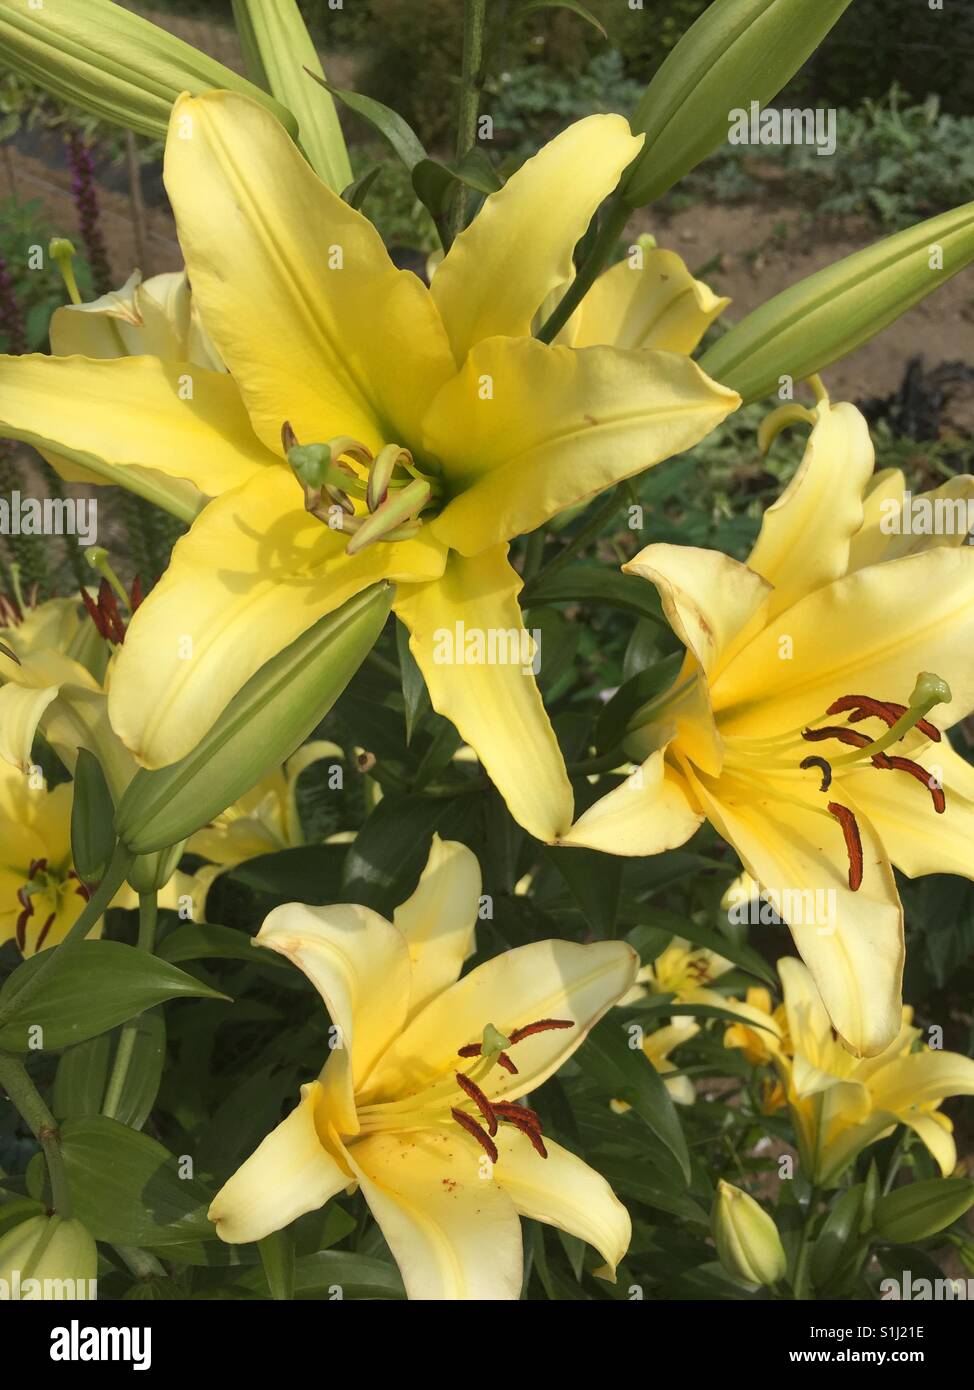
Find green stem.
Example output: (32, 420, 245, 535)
(114, 1244, 165, 1279)
(102, 893, 157, 1122)
(536, 194, 630, 344)
(448, 0, 487, 244)
(523, 484, 626, 597)
(792, 1184, 820, 1299)
(0, 1054, 72, 1217)
(0, 841, 134, 1029)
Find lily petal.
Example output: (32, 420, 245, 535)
(109, 466, 446, 768)
(347, 1128, 522, 1301)
(164, 91, 455, 455)
(842, 738, 974, 882)
(559, 745, 703, 855)
(208, 1081, 349, 1244)
(712, 547, 974, 738)
(393, 834, 481, 1018)
(393, 546, 573, 843)
(688, 771, 903, 1057)
(0, 353, 274, 495)
(561, 247, 729, 353)
(360, 938, 637, 1105)
(256, 901, 412, 1131)
(900, 1111, 957, 1177)
(425, 337, 739, 556)
(431, 114, 642, 364)
(867, 1049, 974, 1115)
(747, 402, 874, 618)
(494, 1128, 631, 1279)
(0, 682, 59, 772)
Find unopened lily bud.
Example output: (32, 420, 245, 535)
(0, 0, 297, 141)
(700, 201, 974, 402)
(114, 583, 392, 854)
(623, 0, 854, 208)
(0, 1214, 97, 1296)
(712, 1180, 787, 1287)
(126, 840, 188, 895)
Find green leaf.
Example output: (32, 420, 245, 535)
(513, 0, 606, 39)
(70, 748, 115, 886)
(874, 1178, 974, 1245)
(52, 1033, 112, 1119)
(594, 654, 684, 753)
(342, 794, 462, 916)
(578, 1015, 691, 1183)
(226, 844, 348, 903)
(523, 564, 665, 622)
(58, 1115, 215, 1248)
(306, 75, 427, 171)
(157, 922, 288, 969)
(545, 846, 621, 937)
(240, 1249, 405, 1300)
(396, 621, 430, 744)
(0, 941, 226, 1052)
(109, 1010, 166, 1131)
(258, 1227, 295, 1301)
(342, 163, 383, 212)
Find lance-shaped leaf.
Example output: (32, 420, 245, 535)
(699, 202, 974, 401)
(230, 0, 352, 192)
(622, 0, 854, 208)
(0, 0, 297, 141)
(114, 583, 392, 854)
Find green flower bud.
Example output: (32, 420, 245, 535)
(623, 0, 854, 208)
(126, 841, 188, 895)
(0, 0, 297, 141)
(114, 582, 392, 854)
(230, 0, 352, 192)
(0, 1214, 97, 1299)
(712, 1180, 787, 1287)
(700, 202, 974, 402)
(874, 1178, 974, 1245)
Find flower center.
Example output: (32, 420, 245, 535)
(721, 672, 951, 891)
(356, 1017, 574, 1162)
(284, 423, 443, 557)
(15, 857, 88, 954)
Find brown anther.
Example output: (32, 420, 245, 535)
(494, 1100, 542, 1132)
(98, 579, 126, 645)
(15, 888, 33, 952)
(827, 802, 864, 891)
(799, 754, 832, 792)
(80, 584, 110, 640)
(457, 1043, 481, 1059)
(281, 420, 299, 454)
(451, 1107, 498, 1163)
(802, 725, 872, 749)
(826, 695, 941, 743)
(455, 1071, 498, 1136)
(496, 1053, 519, 1075)
(129, 575, 143, 612)
(875, 755, 947, 813)
(497, 1107, 548, 1158)
(27, 858, 47, 879)
(507, 1018, 574, 1046)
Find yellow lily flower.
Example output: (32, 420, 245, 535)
(622, 934, 733, 1008)
(723, 985, 788, 1066)
(726, 958, 974, 1186)
(553, 234, 730, 354)
(208, 834, 637, 1299)
(0, 93, 737, 843)
(611, 1015, 699, 1112)
(563, 391, 974, 1056)
(0, 760, 95, 954)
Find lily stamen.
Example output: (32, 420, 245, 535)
(827, 802, 864, 891)
(455, 1071, 498, 1136)
(450, 1107, 498, 1163)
